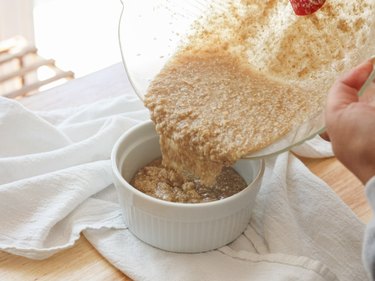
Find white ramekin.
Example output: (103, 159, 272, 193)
(111, 120, 264, 253)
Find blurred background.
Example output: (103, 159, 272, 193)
(0, 0, 122, 97)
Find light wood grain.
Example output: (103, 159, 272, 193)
(300, 156, 371, 223)
(0, 237, 130, 281)
(0, 63, 371, 281)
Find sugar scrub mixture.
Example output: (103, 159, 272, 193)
(145, 0, 375, 184)
(146, 49, 317, 184)
(131, 158, 247, 203)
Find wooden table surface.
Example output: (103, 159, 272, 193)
(0, 63, 371, 280)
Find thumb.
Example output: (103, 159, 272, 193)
(327, 59, 374, 112)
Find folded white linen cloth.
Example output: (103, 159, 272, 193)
(0, 95, 369, 280)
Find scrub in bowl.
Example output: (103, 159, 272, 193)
(111, 120, 264, 253)
(131, 158, 248, 203)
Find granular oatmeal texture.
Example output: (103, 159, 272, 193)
(131, 158, 247, 203)
(145, 49, 319, 184)
(144, 0, 375, 184)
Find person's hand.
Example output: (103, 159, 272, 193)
(325, 59, 375, 184)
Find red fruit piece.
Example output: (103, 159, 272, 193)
(289, 0, 326, 16)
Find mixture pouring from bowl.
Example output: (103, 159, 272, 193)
(144, 0, 375, 185)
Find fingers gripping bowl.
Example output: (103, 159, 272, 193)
(111, 121, 264, 253)
(115, 0, 374, 252)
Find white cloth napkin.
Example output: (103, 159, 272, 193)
(0, 94, 369, 280)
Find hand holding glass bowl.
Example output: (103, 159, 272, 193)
(118, 0, 327, 159)
(114, 0, 375, 252)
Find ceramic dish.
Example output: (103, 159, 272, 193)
(111, 120, 264, 252)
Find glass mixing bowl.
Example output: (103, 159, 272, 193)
(118, 0, 373, 159)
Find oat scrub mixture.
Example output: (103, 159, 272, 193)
(131, 159, 247, 203)
(145, 0, 375, 185)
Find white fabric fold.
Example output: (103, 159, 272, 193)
(0, 95, 147, 259)
(84, 152, 367, 281)
(84, 228, 339, 281)
(0, 98, 72, 157)
(0, 94, 369, 280)
(363, 177, 375, 280)
(291, 135, 334, 158)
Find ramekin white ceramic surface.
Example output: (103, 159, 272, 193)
(111, 120, 264, 253)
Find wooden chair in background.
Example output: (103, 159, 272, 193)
(0, 36, 74, 99)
